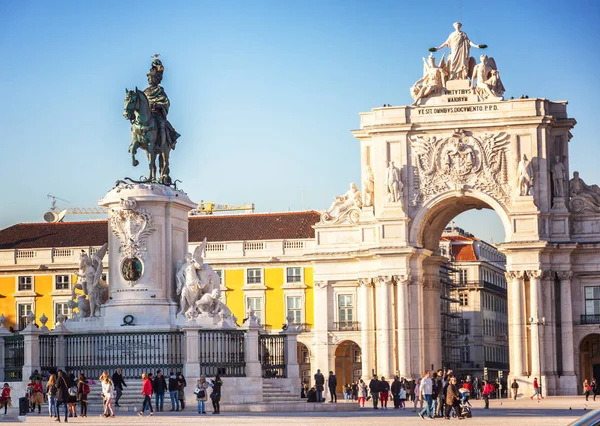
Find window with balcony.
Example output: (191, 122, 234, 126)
(17, 276, 33, 292)
(461, 345, 470, 363)
(286, 296, 302, 324)
(55, 275, 70, 291)
(246, 268, 262, 284)
(336, 294, 357, 330)
(286, 267, 302, 284)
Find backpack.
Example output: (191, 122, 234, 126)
(195, 387, 206, 399)
(82, 383, 90, 395)
(68, 386, 77, 397)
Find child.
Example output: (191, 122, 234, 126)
(0, 383, 11, 414)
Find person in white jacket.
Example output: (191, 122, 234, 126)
(102, 377, 115, 417)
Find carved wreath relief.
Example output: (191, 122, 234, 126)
(109, 198, 156, 285)
(410, 129, 511, 206)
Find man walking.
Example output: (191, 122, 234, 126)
(314, 369, 325, 403)
(511, 378, 519, 400)
(369, 375, 380, 409)
(418, 370, 433, 420)
(328, 371, 337, 403)
(112, 368, 127, 407)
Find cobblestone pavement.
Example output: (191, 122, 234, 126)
(7, 397, 599, 425)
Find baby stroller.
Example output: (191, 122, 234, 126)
(458, 388, 473, 418)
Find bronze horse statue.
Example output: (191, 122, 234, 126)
(123, 88, 172, 185)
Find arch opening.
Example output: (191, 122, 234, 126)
(579, 334, 600, 386)
(333, 340, 361, 395)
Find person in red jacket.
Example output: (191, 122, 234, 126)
(138, 373, 154, 417)
(27, 380, 44, 414)
(482, 380, 493, 409)
(0, 383, 11, 414)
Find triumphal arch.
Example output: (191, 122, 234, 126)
(311, 23, 600, 395)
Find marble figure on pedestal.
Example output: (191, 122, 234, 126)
(320, 183, 363, 225)
(517, 154, 534, 196)
(71, 243, 109, 318)
(430, 22, 487, 80)
(176, 238, 223, 320)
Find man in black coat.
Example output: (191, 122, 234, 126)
(391, 376, 402, 409)
(314, 369, 325, 403)
(369, 375, 380, 409)
(154, 370, 167, 411)
(328, 371, 337, 403)
(112, 368, 127, 407)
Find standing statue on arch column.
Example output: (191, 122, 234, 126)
(430, 22, 487, 80)
(517, 154, 534, 196)
(552, 156, 566, 198)
(386, 161, 403, 203)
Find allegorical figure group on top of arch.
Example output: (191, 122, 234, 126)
(411, 22, 505, 105)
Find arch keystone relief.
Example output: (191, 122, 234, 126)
(411, 129, 510, 207)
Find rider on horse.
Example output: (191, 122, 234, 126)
(144, 59, 180, 153)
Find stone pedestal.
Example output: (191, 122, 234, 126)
(96, 183, 196, 330)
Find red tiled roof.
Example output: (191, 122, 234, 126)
(452, 244, 478, 261)
(0, 211, 321, 250)
(441, 235, 478, 242)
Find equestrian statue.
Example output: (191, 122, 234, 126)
(123, 56, 180, 185)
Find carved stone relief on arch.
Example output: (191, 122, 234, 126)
(410, 129, 511, 207)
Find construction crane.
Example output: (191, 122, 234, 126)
(43, 194, 107, 223)
(189, 201, 255, 216)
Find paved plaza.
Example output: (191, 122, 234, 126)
(5, 397, 598, 425)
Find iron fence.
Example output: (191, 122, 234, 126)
(334, 321, 361, 331)
(65, 331, 184, 380)
(258, 334, 287, 378)
(4, 334, 24, 382)
(39, 334, 57, 376)
(198, 330, 246, 377)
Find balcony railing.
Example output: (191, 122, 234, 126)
(581, 314, 600, 325)
(334, 321, 361, 331)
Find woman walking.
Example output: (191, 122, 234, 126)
(194, 376, 209, 414)
(46, 374, 57, 418)
(102, 375, 115, 417)
(66, 373, 77, 418)
(55, 371, 69, 423)
(584, 379, 592, 402)
(358, 379, 367, 407)
(138, 373, 154, 417)
(76, 374, 89, 417)
(209, 375, 223, 415)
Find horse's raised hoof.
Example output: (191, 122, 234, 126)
(132, 160, 139, 167)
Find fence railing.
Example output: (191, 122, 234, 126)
(4, 334, 24, 382)
(258, 334, 286, 378)
(198, 330, 246, 377)
(65, 331, 184, 380)
(581, 315, 600, 325)
(334, 321, 361, 331)
(39, 334, 57, 376)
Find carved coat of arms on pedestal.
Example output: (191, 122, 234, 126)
(109, 198, 156, 285)
(410, 129, 511, 206)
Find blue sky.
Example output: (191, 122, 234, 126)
(1, 0, 599, 243)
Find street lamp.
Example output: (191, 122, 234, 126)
(528, 316, 546, 397)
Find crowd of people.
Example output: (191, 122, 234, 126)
(303, 368, 512, 419)
(11, 368, 224, 420)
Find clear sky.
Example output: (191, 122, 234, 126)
(1, 0, 599, 243)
